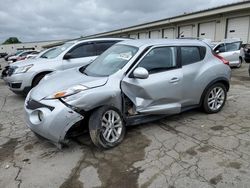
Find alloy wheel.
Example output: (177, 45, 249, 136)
(101, 110, 123, 143)
(207, 87, 225, 111)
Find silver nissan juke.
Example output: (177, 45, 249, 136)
(24, 39, 231, 149)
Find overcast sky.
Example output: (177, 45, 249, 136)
(0, 0, 242, 43)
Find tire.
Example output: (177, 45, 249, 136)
(203, 83, 227, 114)
(32, 73, 46, 88)
(89, 106, 126, 149)
(237, 58, 243, 68)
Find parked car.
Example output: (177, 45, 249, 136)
(243, 44, 250, 76)
(25, 51, 40, 60)
(212, 40, 243, 68)
(8, 50, 38, 63)
(24, 39, 231, 149)
(4, 51, 23, 61)
(1, 47, 57, 79)
(243, 44, 250, 63)
(0, 52, 8, 58)
(4, 38, 127, 95)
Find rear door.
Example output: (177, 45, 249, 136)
(62, 42, 97, 69)
(180, 46, 207, 106)
(121, 46, 183, 115)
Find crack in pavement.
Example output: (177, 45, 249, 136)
(13, 162, 22, 188)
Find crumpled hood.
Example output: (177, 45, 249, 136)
(29, 67, 108, 101)
(10, 58, 55, 68)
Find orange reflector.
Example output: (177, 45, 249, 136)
(54, 92, 67, 98)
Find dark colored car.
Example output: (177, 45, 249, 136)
(0, 53, 8, 58)
(243, 44, 250, 63)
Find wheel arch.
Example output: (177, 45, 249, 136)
(32, 71, 53, 87)
(199, 77, 230, 106)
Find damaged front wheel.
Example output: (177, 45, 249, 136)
(89, 106, 125, 149)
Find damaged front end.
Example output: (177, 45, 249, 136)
(24, 96, 84, 148)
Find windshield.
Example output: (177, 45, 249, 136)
(15, 51, 23, 55)
(40, 48, 57, 58)
(43, 43, 73, 59)
(82, 44, 138, 77)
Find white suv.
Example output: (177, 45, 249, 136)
(4, 38, 128, 95)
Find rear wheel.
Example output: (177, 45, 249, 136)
(203, 83, 227, 114)
(89, 106, 125, 149)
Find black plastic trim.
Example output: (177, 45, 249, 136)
(26, 99, 55, 111)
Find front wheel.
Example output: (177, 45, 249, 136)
(89, 106, 126, 149)
(203, 83, 227, 114)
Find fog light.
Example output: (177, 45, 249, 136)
(30, 110, 44, 125)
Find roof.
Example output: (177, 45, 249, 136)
(119, 39, 207, 48)
(84, 1, 250, 38)
(43, 37, 131, 48)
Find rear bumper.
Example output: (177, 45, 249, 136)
(229, 60, 241, 67)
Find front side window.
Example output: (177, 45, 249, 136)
(137, 47, 177, 73)
(82, 44, 138, 77)
(215, 44, 226, 53)
(69, 43, 95, 58)
(95, 41, 117, 55)
(181, 47, 201, 66)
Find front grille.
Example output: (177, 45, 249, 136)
(26, 99, 55, 111)
(11, 83, 22, 89)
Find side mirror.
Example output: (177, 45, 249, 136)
(133, 67, 149, 79)
(64, 53, 72, 60)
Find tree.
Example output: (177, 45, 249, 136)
(2, 37, 21, 45)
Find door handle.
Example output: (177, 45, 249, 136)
(169, 77, 180, 83)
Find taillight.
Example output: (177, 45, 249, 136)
(213, 54, 229, 66)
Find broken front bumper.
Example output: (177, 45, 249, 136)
(24, 96, 84, 144)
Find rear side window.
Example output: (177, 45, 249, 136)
(138, 47, 177, 73)
(95, 41, 118, 55)
(69, 43, 95, 58)
(181, 46, 204, 66)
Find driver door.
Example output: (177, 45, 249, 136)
(121, 46, 183, 115)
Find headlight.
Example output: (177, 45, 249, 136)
(45, 85, 88, 99)
(14, 64, 33, 74)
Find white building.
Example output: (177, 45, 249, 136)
(84, 1, 250, 44)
